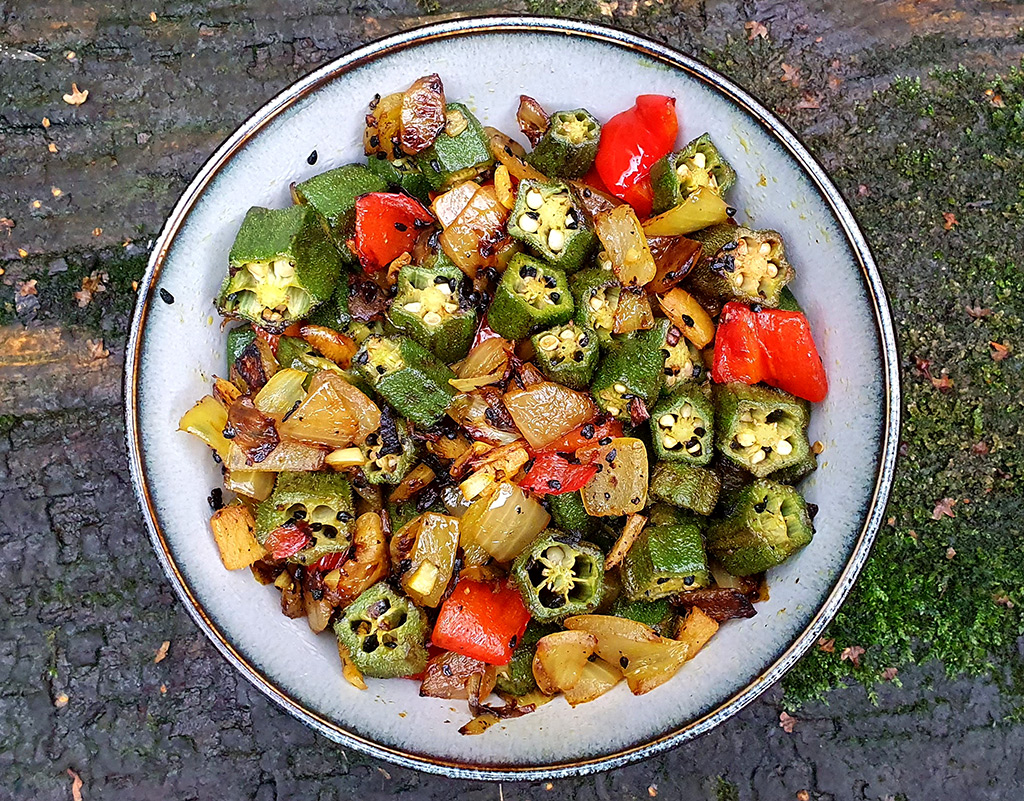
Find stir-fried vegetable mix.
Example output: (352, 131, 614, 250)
(181, 75, 828, 732)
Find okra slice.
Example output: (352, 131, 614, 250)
(690, 225, 794, 307)
(590, 320, 668, 421)
(526, 108, 601, 179)
(354, 335, 457, 428)
(306, 273, 352, 332)
(495, 621, 557, 696)
(609, 596, 676, 636)
(649, 462, 722, 517)
(334, 581, 429, 678)
(226, 325, 256, 373)
(414, 103, 494, 190)
(650, 133, 737, 215)
(507, 179, 597, 274)
(531, 321, 599, 390)
(546, 491, 597, 538)
(360, 410, 418, 485)
(714, 382, 811, 478)
(620, 522, 711, 602)
(276, 335, 341, 376)
(366, 154, 432, 204)
(570, 266, 624, 349)
(488, 254, 573, 341)
(649, 385, 714, 465)
(292, 164, 389, 261)
(777, 286, 803, 313)
(706, 479, 814, 576)
(512, 533, 605, 622)
(771, 449, 818, 485)
(254, 472, 356, 565)
(217, 205, 342, 332)
(646, 502, 703, 529)
(388, 259, 476, 363)
(660, 322, 706, 392)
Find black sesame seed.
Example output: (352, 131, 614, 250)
(354, 351, 369, 365)
(550, 292, 561, 303)
(307, 150, 318, 165)
(605, 449, 617, 464)
(519, 264, 538, 278)
(573, 350, 584, 362)
(159, 288, 175, 304)
(726, 206, 737, 217)
(754, 497, 769, 514)
(207, 488, 224, 511)
(376, 365, 386, 374)
(292, 509, 307, 519)
(681, 314, 695, 328)
(598, 437, 612, 446)
(547, 479, 562, 490)
(620, 656, 629, 669)
(509, 635, 518, 649)
(581, 424, 595, 439)
(683, 575, 695, 586)
(394, 222, 408, 232)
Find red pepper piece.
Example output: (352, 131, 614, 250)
(431, 580, 531, 666)
(536, 419, 624, 454)
(519, 452, 599, 496)
(263, 520, 312, 561)
(313, 551, 346, 573)
(712, 301, 828, 403)
(594, 95, 678, 219)
(350, 192, 434, 273)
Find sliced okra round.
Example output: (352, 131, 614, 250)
(714, 382, 811, 478)
(531, 321, 599, 390)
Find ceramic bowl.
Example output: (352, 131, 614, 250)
(125, 15, 900, 780)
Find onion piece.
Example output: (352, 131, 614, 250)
(279, 371, 381, 448)
(439, 185, 511, 277)
(641, 185, 730, 237)
(503, 381, 597, 450)
(299, 324, 358, 368)
(645, 235, 702, 295)
(364, 92, 403, 159)
(516, 95, 549, 147)
(226, 397, 279, 464)
(658, 287, 716, 349)
(225, 440, 326, 472)
(579, 437, 648, 516)
(388, 462, 436, 505)
(485, 127, 549, 183)
(532, 630, 597, 694)
(432, 180, 480, 228)
(421, 651, 498, 700)
(447, 388, 522, 445)
(178, 395, 231, 461)
(253, 368, 308, 416)
(595, 204, 657, 287)
(460, 481, 550, 562)
(612, 288, 655, 334)
(450, 337, 512, 391)
(400, 73, 446, 154)
(224, 469, 276, 501)
(563, 658, 623, 707)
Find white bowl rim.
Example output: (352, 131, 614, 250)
(124, 14, 901, 781)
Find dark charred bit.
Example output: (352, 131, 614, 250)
(207, 488, 224, 511)
(628, 397, 650, 426)
(415, 486, 440, 513)
(376, 406, 403, 457)
(666, 326, 682, 347)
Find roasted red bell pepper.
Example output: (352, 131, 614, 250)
(313, 551, 346, 573)
(519, 451, 599, 495)
(536, 419, 623, 454)
(350, 192, 434, 273)
(594, 95, 678, 219)
(263, 521, 312, 561)
(431, 579, 531, 666)
(712, 301, 828, 402)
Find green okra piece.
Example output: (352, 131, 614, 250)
(609, 596, 677, 636)
(217, 205, 342, 332)
(546, 491, 597, 538)
(620, 522, 711, 601)
(569, 265, 626, 349)
(706, 479, 814, 576)
(306, 273, 352, 331)
(646, 503, 703, 529)
(714, 382, 812, 479)
(226, 325, 256, 373)
(360, 411, 418, 485)
(334, 582, 429, 678)
(526, 108, 602, 179)
(255, 472, 356, 565)
(292, 164, 389, 262)
(649, 384, 715, 465)
(650, 133, 736, 215)
(590, 319, 668, 421)
(660, 321, 707, 393)
(507, 179, 597, 274)
(649, 461, 722, 517)
(365, 154, 432, 204)
(512, 533, 605, 623)
(388, 258, 476, 363)
(776, 286, 803, 313)
(531, 321, 599, 390)
(414, 103, 494, 190)
(770, 449, 818, 485)
(487, 254, 573, 341)
(495, 621, 557, 696)
(711, 455, 757, 517)
(688, 225, 794, 307)
(354, 335, 457, 428)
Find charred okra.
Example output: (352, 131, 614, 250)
(609, 596, 676, 636)
(650, 133, 736, 215)
(512, 533, 605, 622)
(649, 461, 722, 517)
(388, 258, 476, 363)
(531, 321, 599, 390)
(487, 254, 573, 341)
(366, 154, 432, 204)
(706, 479, 814, 576)
(660, 323, 706, 392)
(414, 103, 494, 190)
(217, 205, 342, 332)
(360, 410, 417, 485)
(334, 582, 429, 678)
(526, 109, 601, 179)
(292, 164, 389, 261)
(590, 320, 668, 421)
(546, 490, 597, 538)
(255, 472, 356, 565)
(714, 382, 811, 478)
(620, 522, 711, 601)
(507, 179, 597, 274)
(689, 225, 794, 307)
(355, 335, 457, 428)
(649, 385, 714, 465)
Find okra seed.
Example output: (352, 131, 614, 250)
(606, 405, 621, 416)
(589, 296, 604, 311)
(663, 435, 679, 449)
(423, 311, 442, 326)
(733, 272, 745, 286)
(560, 327, 575, 340)
(549, 292, 561, 304)
(518, 213, 540, 233)
(613, 383, 628, 394)
(686, 439, 702, 454)
(691, 151, 707, 169)
(547, 229, 565, 252)
(739, 411, 754, 422)
(403, 301, 422, 314)
(539, 334, 560, 351)
(766, 264, 779, 278)
(564, 211, 578, 229)
(776, 439, 793, 456)
(437, 283, 453, 295)
(658, 414, 676, 427)
(526, 190, 544, 210)
(680, 403, 693, 419)
(443, 301, 458, 313)
(751, 450, 767, 464)
(759, 242, 772, 255)
(545, 545, 567, 564)
(735, 432, 757, 448)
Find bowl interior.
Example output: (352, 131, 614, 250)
(129, 20, 891, 779)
